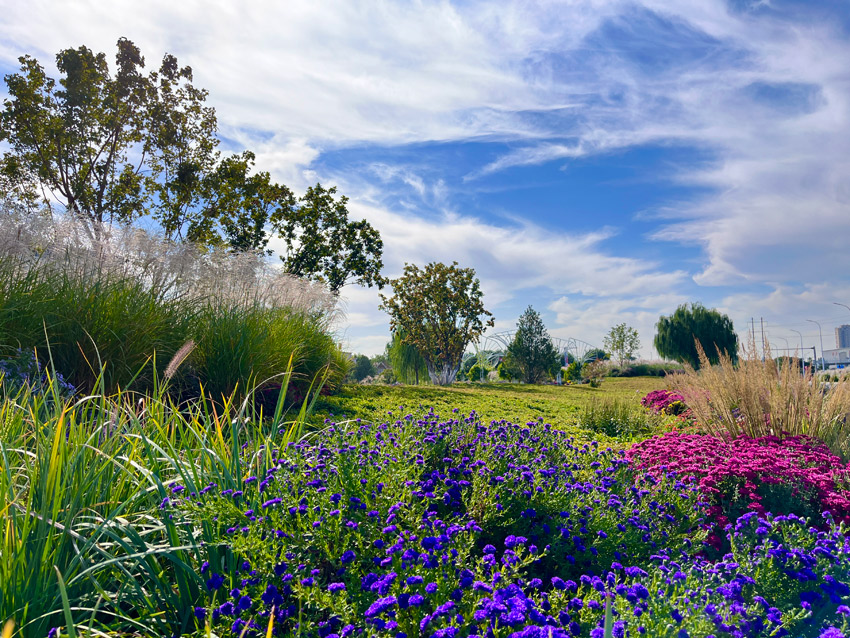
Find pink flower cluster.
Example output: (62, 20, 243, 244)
(640, 389, 689, 417)
(627, 432, 850, 532)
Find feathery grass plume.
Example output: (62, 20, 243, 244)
(668, 338, 850, 458)
(0, 210, 344, 395)
(164, 340, 196, 381)
(0, 211, 337, 316)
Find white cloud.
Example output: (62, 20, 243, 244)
(3, 0, 850, 356)
(318, 197, 687, 356)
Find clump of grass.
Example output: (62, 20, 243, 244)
(669, 341, 850, 458)
(0, 212, 345, 397)
(578, 396, 657, 438)
(0, 359, 324, 637)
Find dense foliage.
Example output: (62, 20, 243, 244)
(654, 303, 738, 369)
(0, 40, 384, 290)
(380, 262, 494, 386)
(507, 306, 562, 384)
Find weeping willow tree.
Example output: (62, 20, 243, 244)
(388, 330, 429, 385)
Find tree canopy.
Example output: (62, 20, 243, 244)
(506, 306, 561, 384)
(379, 261, 494, 386)
(277, 184, 385, 293)
(1, 39, 385, 293)
(603, 323, 641, 367)
(0, 38, 215, 237)
(350, 354, 375, 382)
(654, 303, 739, 368)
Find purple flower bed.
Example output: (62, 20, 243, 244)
(163, 410, 850, 638)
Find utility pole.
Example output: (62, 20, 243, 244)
(760, 317, 766, 361)
(789, 328, 805, 376)
(751, 318, 756, 349)
(807, 319, 826, 372)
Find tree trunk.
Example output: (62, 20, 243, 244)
(426, 360, 459, 386)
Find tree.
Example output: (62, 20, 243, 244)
(0, 41, 386, 294)
(506, 306, 561, 384)
(277, 184, 385, 293)
(193, 150, 296, 251)
(603, 323, 641, 367)
(351, 354, 374, 382)
(0, 38, 217, 238)
(379, 261, 494, 385)
(654, 303, 739, 369)
(387, 330, 429, 385)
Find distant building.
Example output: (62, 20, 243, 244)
(837, 325, 850, 348)
(823, 347, 850, 368)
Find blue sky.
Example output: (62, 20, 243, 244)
(2, 0, 850, 359)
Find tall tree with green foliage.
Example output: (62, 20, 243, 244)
(506, 306, 561, 384)
(603, 323, 641, 367)
(350, 354, 374, 382)
(387, 330, 428, 385)
(379, 261, 494, 386)
(0, 38, 217, 238)
(0, 40, 386, 294)
(654, 303, 738, 368)
(277, 184, 385, 293)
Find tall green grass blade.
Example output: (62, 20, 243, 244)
(54, 566, 78, 638)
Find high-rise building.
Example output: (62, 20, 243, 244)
(836, 325, 850, 349)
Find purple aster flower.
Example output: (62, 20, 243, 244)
(365, 595, 398, 618)
(206, 573, 224, 590)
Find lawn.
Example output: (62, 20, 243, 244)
(310, 377, 663, 431)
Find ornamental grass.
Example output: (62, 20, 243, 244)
(0, 212, 348, 398)
(668, 341, 850, 458)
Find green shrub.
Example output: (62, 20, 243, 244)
(466, 361, 492, 382)
(607, 362, 684, 377)
(564, 361, 582, 381)
(579, 397, 656, 438)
